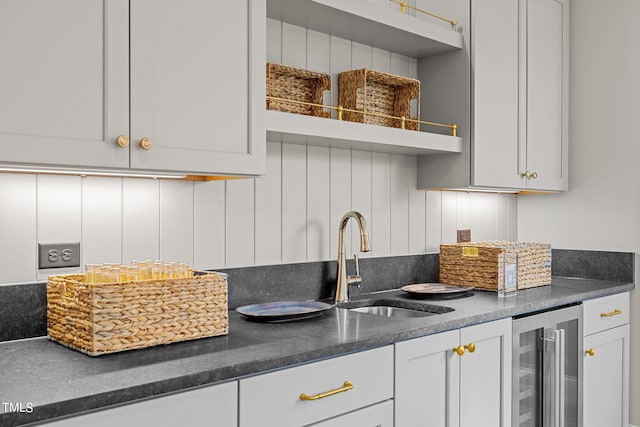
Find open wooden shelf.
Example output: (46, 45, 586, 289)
(265, 110, 462, 155)
(266, 0, 463, 58)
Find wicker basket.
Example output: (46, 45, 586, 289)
(266, 63, 331, 118)
(338, 68, 420, 130)
(439, 242, 552, 291)
(47, 272, 228, 356)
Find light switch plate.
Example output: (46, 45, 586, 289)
(457, 229, 471, 243)
(38, 242, 81, 269)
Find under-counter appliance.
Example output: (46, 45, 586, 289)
(512, 304, 583, 427)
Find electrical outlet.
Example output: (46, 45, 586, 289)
(38, 242, 81, 269)
(457, 229, 471, 243)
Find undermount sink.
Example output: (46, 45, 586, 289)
(338, 299, 454, 319)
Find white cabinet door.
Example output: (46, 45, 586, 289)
(583, 326, 630, 427)
(459, 318, 512, 427)
(395, 329, 460, 427)
(523, 0, 569, 191)
(0, 0, 129, 169)
(42, 381, 238, 427)
(309, 400, 394, 427)
(469, 0, 568, 191)
(395, 318, 512, 427)
(470, 0, 521, 189)
(129, 0, 265, 176)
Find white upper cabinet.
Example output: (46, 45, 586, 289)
(418, 0, 569, 191)
(0, 0, 129, 169)
(0, 0, 265, 176)
(130, 0, 265, 175)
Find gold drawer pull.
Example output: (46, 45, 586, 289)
(600, 308, 622, 317)
(300, 381, 353, 401)
(585, 348, 596, 357)
(464, 343, 476, 353)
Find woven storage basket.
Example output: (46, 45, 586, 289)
(338, 68, 420, 130)
(47, 271, 228, 356)
(439, 242, 552, 291)
(266, 63, 331, 118)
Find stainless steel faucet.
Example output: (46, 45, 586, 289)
(335, 211, 371, 304)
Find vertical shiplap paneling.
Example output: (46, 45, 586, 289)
(469, 192, 498, 241)
(36, 175, 82, 280)
(81, 177, 122, 266)
(456, 191, 470, 232)
(281, 143, 307, 262)
(440, 191, 457, 243)
(390, 53, 409, 76)
(390, 154, 410, 254)
(266, 18, 282, 63)
(330, 36, 351, 118)
(122, 178, 160, 263)
(408, 57, 419, 116)
(372, 48, 391, 72)
(225, 178, 255, 268)
(507, 194, 518, 240)
(408, 157, 427, 253)
(0, 174, 36, 283)
(496, 193, 509, 241)
(159, 180, 194, 265)
(193, 180, 226, 270)
(306, 30, 331, 112)
(255, 141, 283, 265)
(426, 190, 442, 252)
(307, 145, 331, 261)
(351, 150, 373, 259)
(371, 153, 391, 256)
(351, 42, 372, 69)
(330, 148, 352, 259)
(281, 22, 306, 68)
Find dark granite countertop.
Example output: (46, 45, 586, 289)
(0, 276, 633, 426)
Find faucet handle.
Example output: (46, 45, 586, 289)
(347, 254, 362, 287)
(353, 254, 360, 277)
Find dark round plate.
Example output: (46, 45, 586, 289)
(235, 301, 335, 322)
(400, 283, 474, 299)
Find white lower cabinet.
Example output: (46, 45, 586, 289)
(42, 381, 238, 427)
(395, 318, 512, 427)
(582, 293, 630, 427)
(238, 346, 394, 427)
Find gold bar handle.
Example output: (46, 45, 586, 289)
(300, 381, 353, 401)
(600, 308, 622, 317)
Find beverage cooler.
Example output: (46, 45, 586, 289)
(512, 304, 583, 427)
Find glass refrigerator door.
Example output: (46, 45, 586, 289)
(513, 304, 582, 427)
(516, 327, 544, 427)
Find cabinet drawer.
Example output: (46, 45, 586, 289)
(310, 399, 393, 427)
(583, 292, 629, 335)
(239, 346, 393, 427)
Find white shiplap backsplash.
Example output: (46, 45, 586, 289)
(0, 18, 517, 285)
(0, 146, 516, 285)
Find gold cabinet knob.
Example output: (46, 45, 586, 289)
(464, 343, 476, 353)
(454, 345, 465, 356)
(139, 137, 153, 150)
(116, 135, 130, 148)
(530, 171, 538, 179)
(585, 348, 596, 357)
(521, 171, 531, 179)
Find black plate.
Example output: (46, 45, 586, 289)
(400, 283, 474, 299)
(235, 301, 335, 322)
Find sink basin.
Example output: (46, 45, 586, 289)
(338, 299, 454, 319)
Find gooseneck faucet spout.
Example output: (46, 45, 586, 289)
(335, 211, 371, 304)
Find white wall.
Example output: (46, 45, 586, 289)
(518, 0, 640, 424)
(0, 156, 516, 285)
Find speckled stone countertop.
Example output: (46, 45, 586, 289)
(0, 276, 633, 426)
